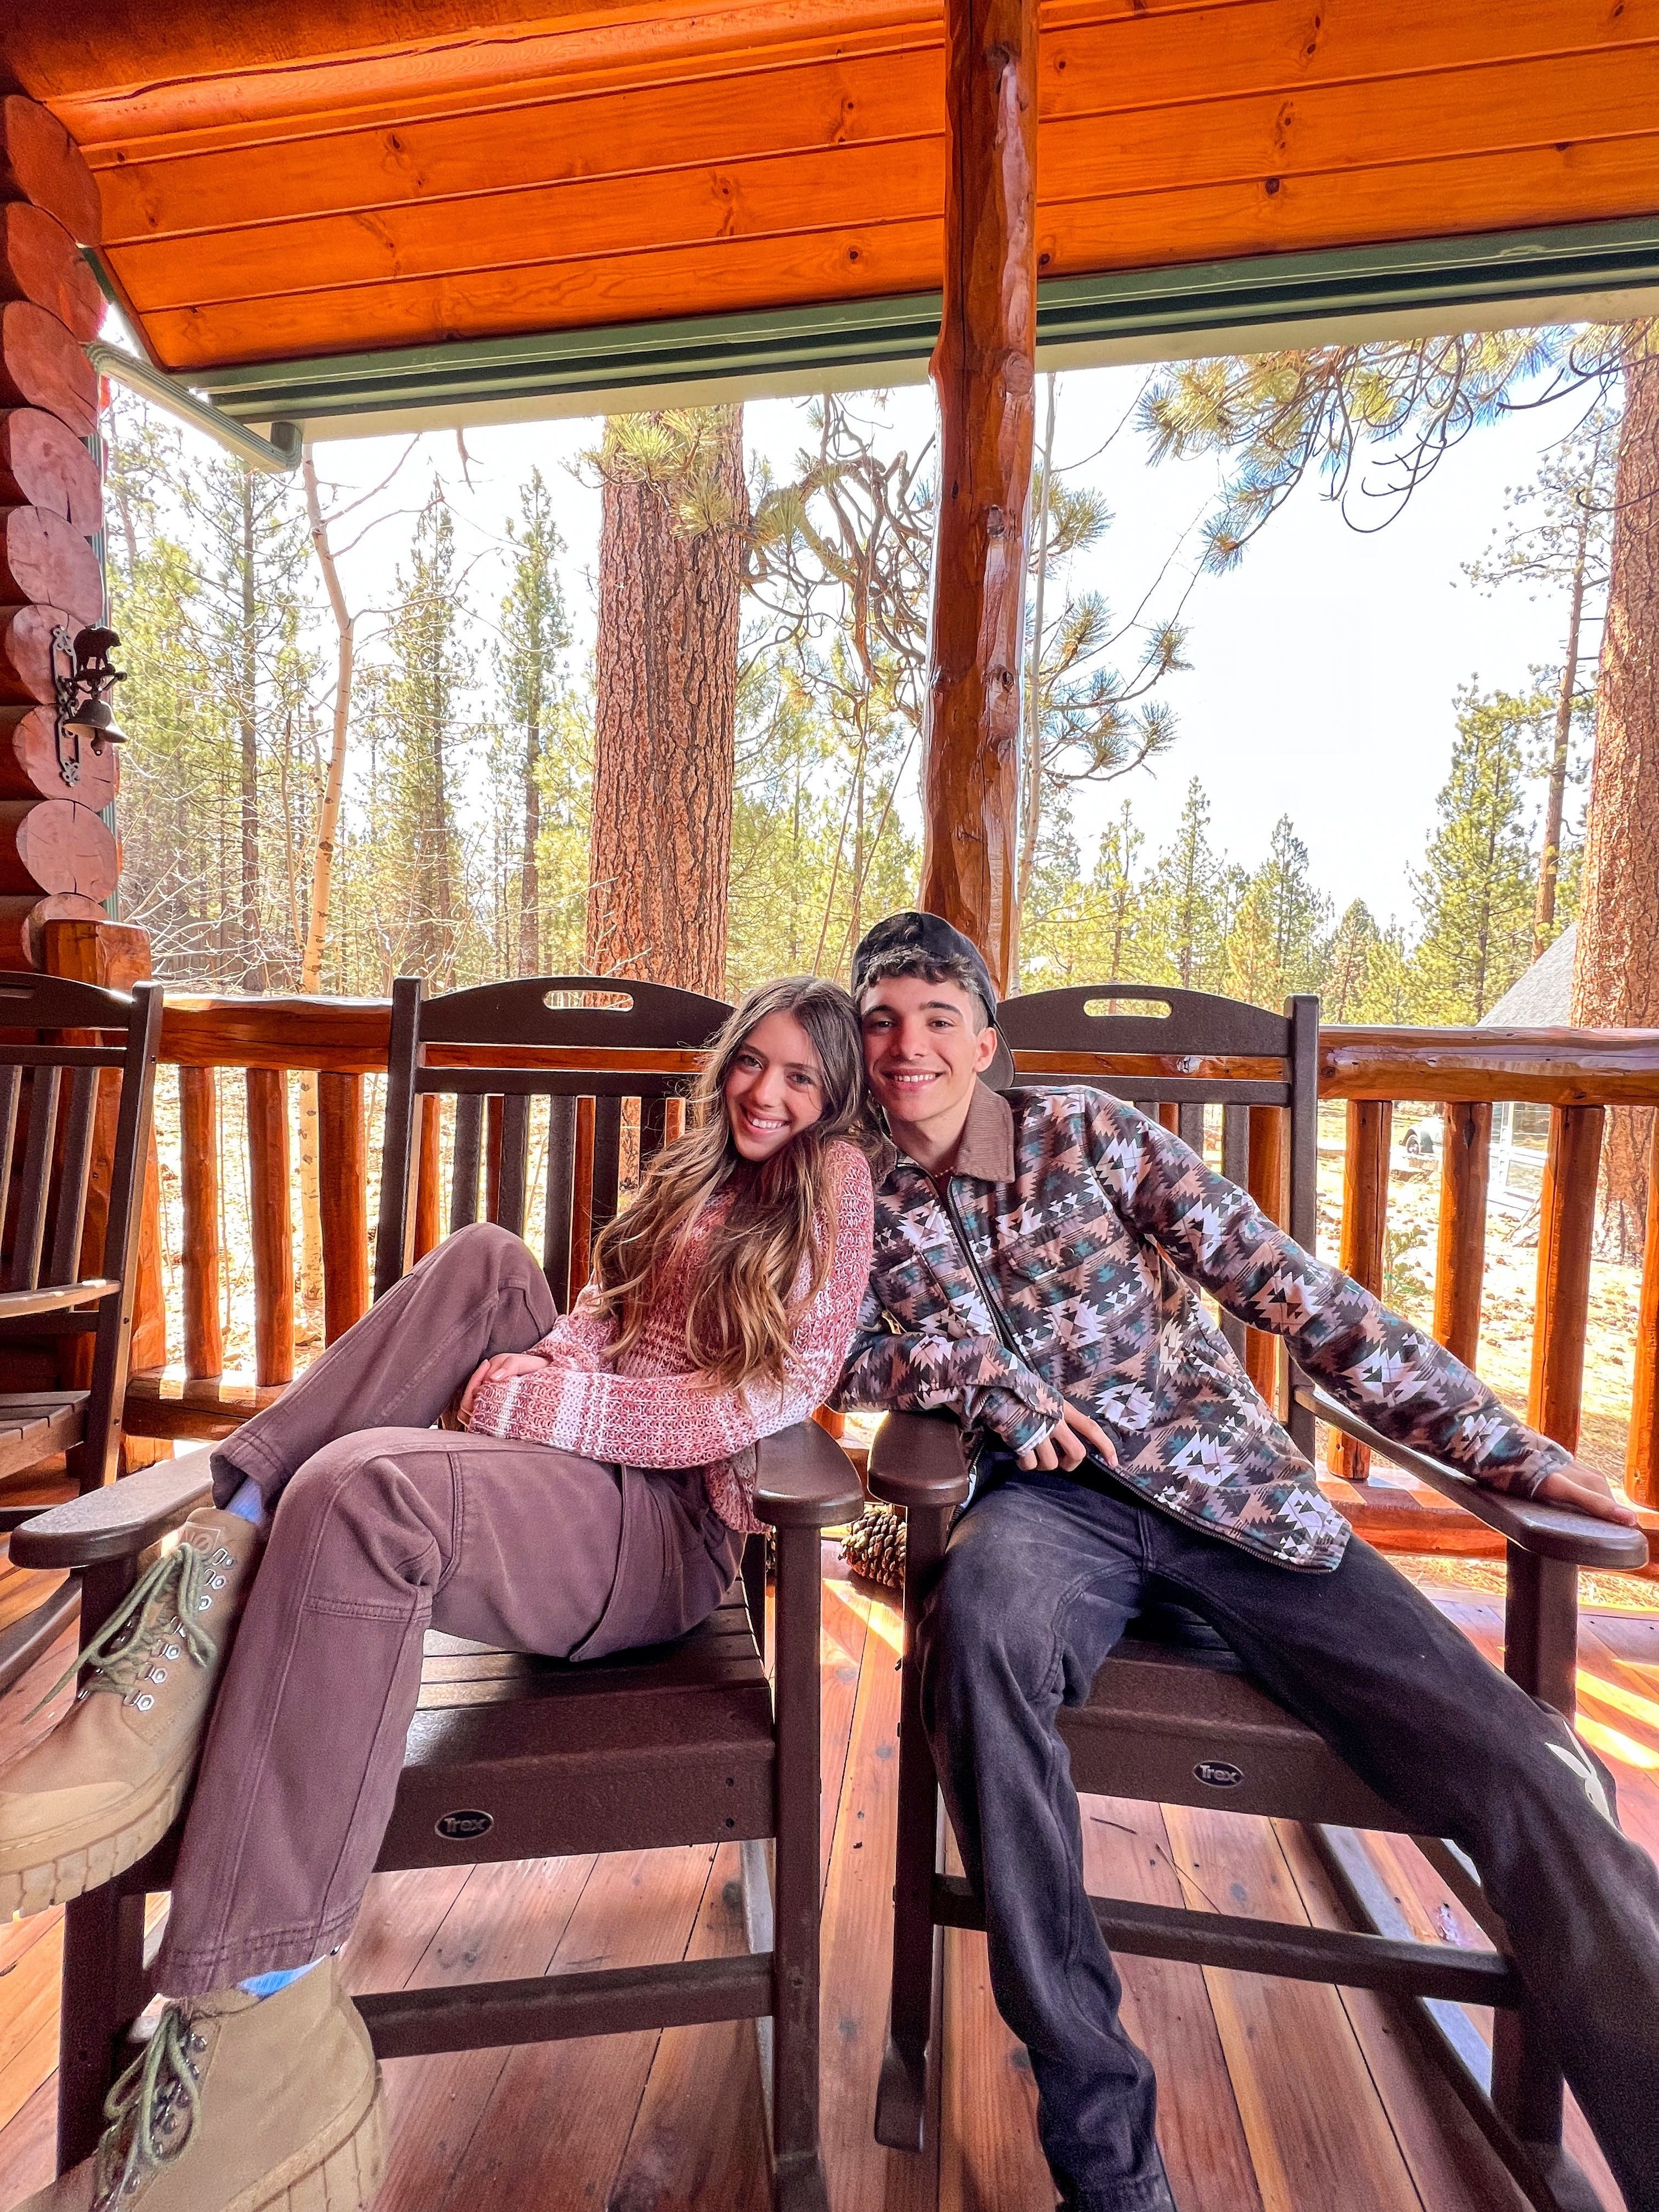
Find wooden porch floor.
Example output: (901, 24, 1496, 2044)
(0, 1554, 1651, 2212)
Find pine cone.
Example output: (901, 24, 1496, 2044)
(841, 1504, 906, 1590)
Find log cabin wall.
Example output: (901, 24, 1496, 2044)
(0, 93, 114, 971)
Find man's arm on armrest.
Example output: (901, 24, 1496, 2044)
(1303, 1388, 1649, 1569)
(867, 1413, 972, 1511)
(10, 1457, 215, 1571)
(752, 1421, 866, 1530)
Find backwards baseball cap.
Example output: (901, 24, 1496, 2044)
(850, 910, 1016, 1088)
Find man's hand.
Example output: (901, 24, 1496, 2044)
(457, 1351, 552, 1427)
(1018, 1401, 1118, 1474)
(1535, 1460, 1641, 1527)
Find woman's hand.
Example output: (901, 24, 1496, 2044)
(457, 1352, 553, 1427)
(1018, 1401, 1119, 1473)
(1535, 1461, 1641, 1526)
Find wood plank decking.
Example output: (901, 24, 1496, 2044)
(0, 1553, 1648, 2212)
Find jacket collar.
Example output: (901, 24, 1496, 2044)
(882, 1080, 1016, 1187)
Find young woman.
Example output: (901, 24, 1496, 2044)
(0, 975, 875, 2212)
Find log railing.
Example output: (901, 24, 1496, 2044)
(123, 999, 1659, 1539)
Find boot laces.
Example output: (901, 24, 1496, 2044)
(30, 1538, 227, 1717)
(93, 2002, 207, 2203)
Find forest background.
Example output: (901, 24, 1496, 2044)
(107, 335, 1619, 1036)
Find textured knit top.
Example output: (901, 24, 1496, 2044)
(464, 1141, 875, 1533)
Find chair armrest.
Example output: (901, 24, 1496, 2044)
(867, 1412, 973, 1511)
(753, 1420, 865, 1530)
(9, 1457, 216, 1571)
(1301, 1387, 1649, 1571)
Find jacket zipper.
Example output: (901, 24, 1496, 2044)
(931, 1173, 1030, 1370)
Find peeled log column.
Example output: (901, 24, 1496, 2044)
(0, 603, 71, 702)
(0, 97, 102, 244)
(1528, 1104, 1604, 1452)
(1432, 1100, 1491, 1366)
(1332, 1100, 1391, 1482)
(0, 411, 102, 530)
(1629, 1118, 1659, 1507)
(0, 303, 97, 437)
(0, 705, 117, 806)
(0, 798, 118, 898)
(0, 505, 101, 617)
(919, 0, 1037, 991)
(0, 205, 103, 342)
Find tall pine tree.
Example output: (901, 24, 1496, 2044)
(1410, 685, 1538, 1020)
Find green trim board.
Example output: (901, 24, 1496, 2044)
(181, 216, 1659, 436)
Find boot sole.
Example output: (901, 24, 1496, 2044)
(229, 2064, 387, 2212)
(0, 1759, 193, 1919)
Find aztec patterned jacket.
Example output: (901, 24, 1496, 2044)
(833, 1084, 1569, 1571)
(466, 1141, 875, 1534)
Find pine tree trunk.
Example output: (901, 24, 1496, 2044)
(1536, 549, 1585, 958)
(294, 450, 354, 1335)
(521, 712, 540, 974)
(1570, 345, 1659, 1255)
(587, 409, 744, 995)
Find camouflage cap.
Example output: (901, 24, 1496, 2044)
(851, 911, 1015, 1089)
(850, 910, 999, 1025)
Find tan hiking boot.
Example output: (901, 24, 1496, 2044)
(0, 1507, 262, 1915)
(19, 1954, 385, 2212)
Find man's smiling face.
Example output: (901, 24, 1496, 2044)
(859, 971, 1000, 1159)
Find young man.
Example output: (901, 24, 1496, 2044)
(838, 909, 1659, 2212)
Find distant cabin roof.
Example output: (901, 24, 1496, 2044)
(1479, 925, 1577, 1027)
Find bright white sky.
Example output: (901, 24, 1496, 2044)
(286, 351, 1595, 935)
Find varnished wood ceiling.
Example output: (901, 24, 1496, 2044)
(10, 0, 1659, 377)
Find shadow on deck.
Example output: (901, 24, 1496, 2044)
(0, 1551, 1650, 2212)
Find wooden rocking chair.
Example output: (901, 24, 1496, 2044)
(868, 981, 1647, 2212)
(0, 970, 163, 1690)
(13, 972, 862, 2211)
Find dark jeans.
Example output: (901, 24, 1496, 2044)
(919, 1461, 1659, 2212)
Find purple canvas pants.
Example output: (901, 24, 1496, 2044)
(153, 1222, 742, 1995)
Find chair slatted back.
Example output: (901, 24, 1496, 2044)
(0, 975, 163, 1300)
(0, 972, 164, 1492)
(374, 975, 733, 1306)
(996, 982, 1319, 1455)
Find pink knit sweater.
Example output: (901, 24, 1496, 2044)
(463, 1142, 874, 1533)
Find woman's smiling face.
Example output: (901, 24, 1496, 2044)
(723, 1009, 827, 1161)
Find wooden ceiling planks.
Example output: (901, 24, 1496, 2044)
(13, 0, 1659, 374)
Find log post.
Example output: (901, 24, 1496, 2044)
(246, 1067, 295, 1389)
(570, 1095, 597, 1293)
(1244, 1105, 1287, 1410)
(178, 1065, 223, 1380)
(1629, 1117, 1659, 1507)
(413, 1092, 442, 1262)
(317, 1070, 368, 1343)
(1528, 1104, 1604, 1453)
(1432, 1101, 1491, 1368)
(918, 0, 1037, 991)
(1332, 1101, 1391, 1481)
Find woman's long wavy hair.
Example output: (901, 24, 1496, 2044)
(588, 977, 869, 1390)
